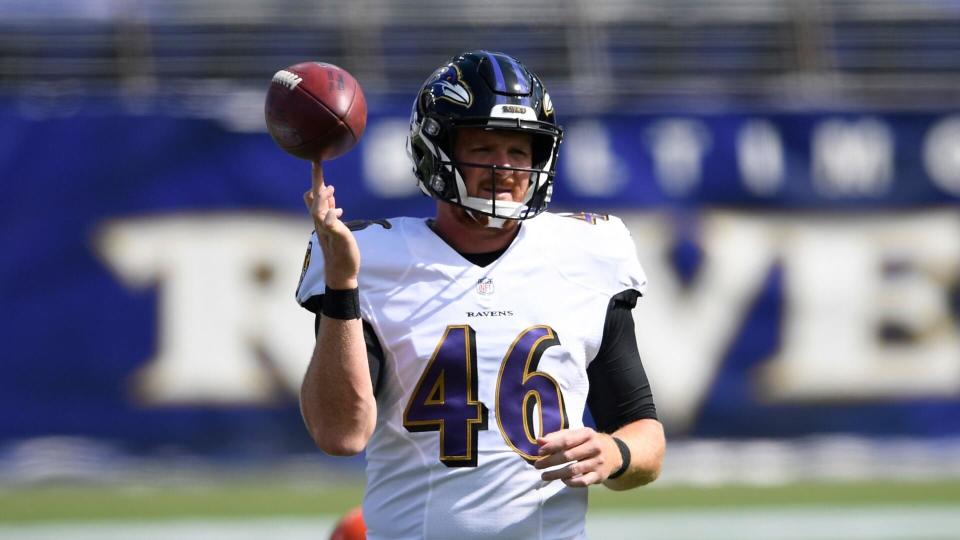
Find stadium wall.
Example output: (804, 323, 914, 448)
(2, 98, 959, 456)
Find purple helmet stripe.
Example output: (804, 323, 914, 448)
(505, 57, 531, 93)
(483, 51, 507, 92)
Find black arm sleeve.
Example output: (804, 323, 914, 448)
(306, 295, 385, 397)
(586, 289, 659, 433)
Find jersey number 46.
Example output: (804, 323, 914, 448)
(402, 325, 568, 467)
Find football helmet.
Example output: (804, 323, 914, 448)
(407, 50, 563, 226)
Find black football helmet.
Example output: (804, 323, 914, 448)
(407, 50, 563, 225)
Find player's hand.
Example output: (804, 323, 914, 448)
(303, 161, 360, 289)
(533, 427, 622, 488)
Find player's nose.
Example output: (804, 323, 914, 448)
(492, 147, 517, 167)
(492, 151, 519, 177)
(493, 168, 521, 188)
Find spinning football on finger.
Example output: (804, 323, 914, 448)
(265, 61, 367, 161)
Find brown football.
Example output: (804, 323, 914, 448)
(328, 506, 366, 540)
(264, 61, 367, 161)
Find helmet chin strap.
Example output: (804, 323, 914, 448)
(484, 216, 509, 229)
(464, 208, 509, 229)
(452, 166, 519, 229)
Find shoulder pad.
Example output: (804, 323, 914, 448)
(345, 219, 392, 232)
(295, 217, 412, 310)
(555, 211, 612, 225)
(535, 212, 648, 297)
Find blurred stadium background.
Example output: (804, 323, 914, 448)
(2, 0, 960, 538)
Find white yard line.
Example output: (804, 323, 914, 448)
(587, 506, 960, 540)
(0, 518, 337, 540)
(1, 506, 958, 540)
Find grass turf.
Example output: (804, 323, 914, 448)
(588, 479, 960, 510)
(2, 479, 959, 523)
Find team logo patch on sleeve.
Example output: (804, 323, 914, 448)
(296, 241, 312, 296)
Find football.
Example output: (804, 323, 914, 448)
(264, 61, 367, 161)
(328, 506, 366, 540)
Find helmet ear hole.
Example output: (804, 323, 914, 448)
(422, 117, 442, 138)
(531, 135, 555, 169)
(417, 90, 433, 116)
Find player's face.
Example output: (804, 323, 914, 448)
(453, 128, 533, 203)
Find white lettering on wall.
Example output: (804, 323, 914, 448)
(737, 119, 784, 196)
(811, 118, 893, 197)
(96, 215, 315, 404)
(621, 212, 778, 430)
(647, 119, 711, 196)
(95, 211, 960, 432)
(563, 120, 627, 197)
(624, 210, 960, 429)
(924, 115, 960, 196)
(759, 212, 960, 399)
(362, 119, 419, 197)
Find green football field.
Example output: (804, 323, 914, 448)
(2, 479, 958, 523)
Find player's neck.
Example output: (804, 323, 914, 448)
(431, 204, 520, 254)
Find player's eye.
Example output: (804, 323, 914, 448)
(509, 148, 532, 162)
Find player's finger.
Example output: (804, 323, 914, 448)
(533, 442, 599, 470)
(541, 461, 575, 482)
(322, 184, 335, 202)
(319, 210, 348, 245)
(540, 456, 601, 483)
(537, 428, 593, 456)
(305, 187, 323, 206)
(310, 188, 325, 214)
(311, 160, 325, 191)
(322, 203, 342, 230)
(540, 461, 593, 482)
(314, 185, 333, 215)
(561, 471, 602, 488)
(311, 196, 334, 236)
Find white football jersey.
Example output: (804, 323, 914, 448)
(297, 211, 647, 540)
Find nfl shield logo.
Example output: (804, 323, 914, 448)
(476, 277, 494, 296)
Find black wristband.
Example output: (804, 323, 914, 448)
(608, 436, 631, 479)
(321, 287, 361, 320)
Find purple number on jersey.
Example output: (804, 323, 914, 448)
(403, 325, 568, 467)
(496, 326, 568, 462)
(402, 325, 489, 467)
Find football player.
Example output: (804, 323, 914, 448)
(298, 50, 665, 539)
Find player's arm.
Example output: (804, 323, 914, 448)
(535, 418, 664, 490)
(535, 290, 665, 489)
(299, 161, 376, 456)
(588, 290, 665, 490)
(602, 417, 665, 490)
